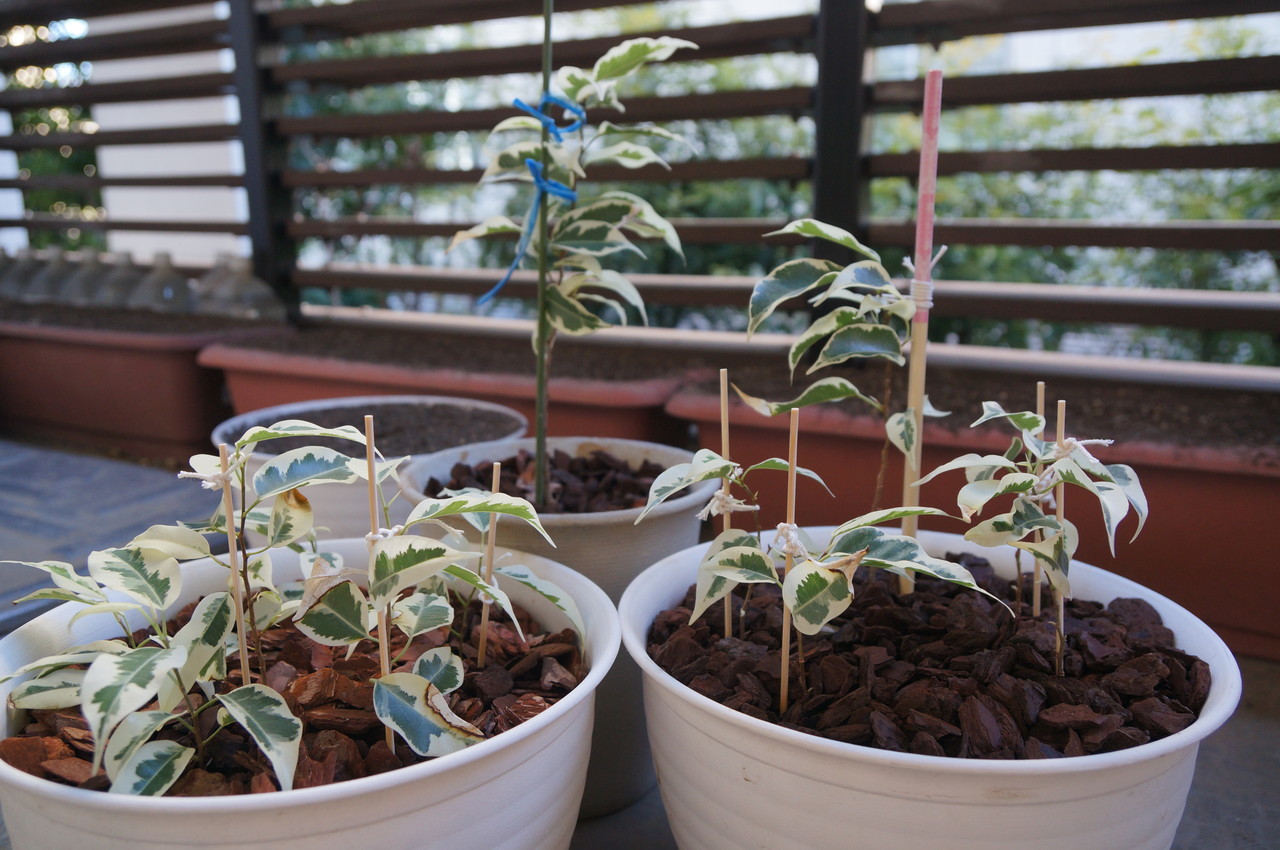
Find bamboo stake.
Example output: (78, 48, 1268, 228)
(898, 69, 944, 596)
(1054, 399, 1067, 676)
(778, 408, 800, 716)
(364, 416, 395, 750)
(719, 368, 733, 637)
(218, 444, 252, 685)
(477, 462, 502, 668)
(1032, 381, 1046, 617)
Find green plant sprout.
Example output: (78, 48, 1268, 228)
(915, 400, 1149, 673)
(1, 418, 582, 796)
(451, 1, 696, 508)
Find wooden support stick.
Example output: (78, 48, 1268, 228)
(477, 462, 502, 668)
(897, 69, 944, 596)
(719, 368, 733, 637)
(219, 444, 253, 685)
(1054, 400, 1067, 676)
(1032, 381, 1046, 617)
(779, 408, 800, 716)
(364, 416, 395, 750)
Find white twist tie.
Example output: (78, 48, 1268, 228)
(177, 469, 233, 491)
(771, 522, 809, 562)
(902, 245, 949, 310)
(364, 525, 404, 547)
(1050, 436, 1113, 463)
(697, 489, 760, 521)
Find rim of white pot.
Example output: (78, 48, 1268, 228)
(0, 539, 619, 814)
(210, 394, 527, 452)
(399, 436, 720, 527)
(620, 526, 1243, 778)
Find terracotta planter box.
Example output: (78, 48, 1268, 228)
(666, 387, 1280, 661)
(0, 320, 237, 461)
(199, 341, 689, 445)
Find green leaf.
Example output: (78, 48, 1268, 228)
(125, 525, 210, 560)
(971, 402, 1046, 436)
(733, 376, 881, 417)
(746, 258, 840, 335)
(392, 591, 454, 641)
(915, 453, 1019, 487)
(764, 218, 880, 262)
(9, 669, 85, 710)
(827, 506, 950, 544)
(110, 740, 194, 797)
(688, 530, 761, 622)
(563, 269, 646, 325)
(237, 420, 366, 449)
(956, 472, 1039, 521)
(88, 547, 181, 610)
(157, 592, 233, 711)
(787, 306, 865, 375)
(104, 710, 174, 783)
(295, 580, 372, 647)
(374, 673, 484, 757)
(886, 410, 915, 459)
(741, 458, 832, 494)
(442, 564, 523, 641)
(585, 141, 669, 170)
(413, 647, 464, 695)
(551, 218, 641, 258)
(596, 121, 688, 146)
(782, 561, 852, 636)
(636, 448, 736, 524)
(965, 497, 1061, 548)
(66, 601, 144, 628)
(545, 285, 611, 336)
(809, 322, 904, 372)
(265, 488, 314, 549)
(709, 546, 780, 586)
(810, 259, 895, 306)
(480, 141, 542, 183)
(370, 536, 478, 609)
(592, 36, 698, 81)
(1011, 522, 1079, 598)
(218, 684, 303, 792)
(494, 564, 586, 637)
(405, 491, 553, 546)
(600, 190, 683, 257)
(1, 559, 104, 604)
(253, 447, 361, 501)
(1092, 481, 1133, 556)
(488, 115, 542, 134)
(82, 646, 188, 774)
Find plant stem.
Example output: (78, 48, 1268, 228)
(364, 415, 395, 752)
(533, 0, 554, 509)
(871, 361, 893, 512)
(219, 445, 253, 685)
(477, 463, 501, 667)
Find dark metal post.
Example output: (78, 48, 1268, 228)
(227, 0, 297, 317)
(811, 0, 871, 265)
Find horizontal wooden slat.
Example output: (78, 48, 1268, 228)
(0, 175, 241, 190)
(0, 0, 208, 29)
(0, 215, 247, 235)
(268, 0, 650, 40)
(869, 218, 1280, 252)
(868, 143, 1280, 178)
(0, 72, 233, 110)
(287, 217, 794, 242)
(873, 57, 1280, 110)
(0, 124, 238, 151)
(281, 157, 810, 189)
(873, 0, 1280, 47)
(277, 87, 812, 138)
(0, 19, 226, 70)
(272, 16, 812, 87)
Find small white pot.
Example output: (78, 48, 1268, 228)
(211, 395, 526, 540)
(401, 436, 718, 818)
(620, 528, 1242, 850)
(0, 539, 619, 850)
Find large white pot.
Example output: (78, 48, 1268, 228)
(620, 528, 1242, 850)
(0, 538, 619, 850)
(401, 436, 718, 818)
(211, 395, 526, 540)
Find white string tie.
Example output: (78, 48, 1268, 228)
(177, 469, 233, 491)
(1051, 436, 1112, 463)
(697, 489, 760, 521)
(902, 245, 949, 310)
(364, 525, 404, 547)
(771, 523, 809, 562)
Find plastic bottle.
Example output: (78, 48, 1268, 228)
(127, 251, 192, 312)
(57, 248, 106, 305)
(21, 247, 72, 303)
(94, 251, 145, 307)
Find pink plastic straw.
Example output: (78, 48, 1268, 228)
(911, 69, 943, 322)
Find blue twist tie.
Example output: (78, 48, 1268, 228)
(512, 93, 586, 142)
(476, 156, 579, 306)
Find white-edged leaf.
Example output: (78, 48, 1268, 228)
(448, 215, 522, 251)
(495, 564, 586, 638)
(886, 410, 915, 459)
(110, 740, 194, 796)
(810, 322, 904, 372)
(253, 447, 361, 500)
(9, 669, 85, 710)
(82, 646, 188, 774)
(742, 457, 832, 494)
(592, 36, 698, 81)
(0, 559, 104, 605)
(764, 218, 880, 262)
(218, 684, 303, 791)
(600, 190, 683, 257)
(0, 639, 129, 684)
(88, 547, 181, 610)
(585, 140, 669, 170)
(370, 536, 477, 609)
(922, 395, 950, 418)
(545, 285, 611, 335)
(237, 420, 366, 449)
(636, 448, 736, 524)
(392, 591, 454, 641)
(1011, 522, 1079, 598)
(264, 488, 314, 549)
(104, 710, 175, 782)
(68, 601, 144, 628)
(688, 530, 761, 622)
(374, 673, 483, 757)
(782, 561, 852, 636)
(413, 647, 464, 695)
(971, 402, 1045, 436)
(125, 525, 210, 560)
(295, 580, 371, 647)
(734, 376, 882, 417)
(956, 472, 1038, 521)
(442, 564, 523, 641)
(746, 257, 840, 335)
(915, 453, 1018, 487)
(1093, 481, 1133, 556)
(488, 115, 542, 134)
(828, 506, 950, 542)
(965, 498, 1061, 548)
(405, 491, 553, 546)
(1106, 464, 1148, 541)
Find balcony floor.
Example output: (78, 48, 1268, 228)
(0, 437, 1275, 848)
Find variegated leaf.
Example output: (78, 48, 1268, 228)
(374, 673, 483, 757)
(688, 529, 760, 623)
(1093, 481, 1133, 555)
(69, 601, 144, 628)
(809, 259, 894, 306)
(787, 306, 868, 375)
(1, 559, 104, 604)
(0, 639, 129, 684)
(413, 647, 464, 695)
(494, 564, 586, 638)
(157, 592, 234, 712)
(265, 488, 314, 549)
(734, 376, 881, 417)
(915, 453, 1019, 487)
(9, 669, 85, 710)
(125, 525, 210, 560)
(1106, 463, 1148, 541)
(404, 491, 553, 545)
(218, 684, 303, 792)
(546, 285, 611, 336)
(585, 141, 669, 170)
(392, 591, 454, 641)
(746, 258, 840, 335)
(782, 561, 852, 636)
(956, 472, 1039, 521)
(488, 115, 542, 134)
(82, 646, 188, 774)
(237, 420, 366, 449)
(295, 580, 371, 647)
(886, 410, 915, 459)
(551, 219, 641, 258)
(827, 506, 950, 542)
(253, 447, 361, 501)
(109, 740, 194, 796)
(965, 498, 1061, 548)
(88, 547, 181, 610)
(763, 218, 880, 262)
(1011, 522, 1079, 598)
(251, 588, 284, 632)
(592, 36, 698, 81)
(104, 710, 174, 782)
(600, 190, 683, 257)
(442, 564, 522, 640)
(370, 536, 477, 609)
(636, 448, 736, 524)
(971, 401, 1046, 436)
(742, 457, 831, 494)
(596, 121, 688, 146)
(448, 215, 522, 251)
(810, 323, 904, 372)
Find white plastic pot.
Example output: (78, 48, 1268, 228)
(0, 538, 619, 850)
(620, 528, 1242, 850)
(211, 395, 526, 540)
(401, 436, 718, 818)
